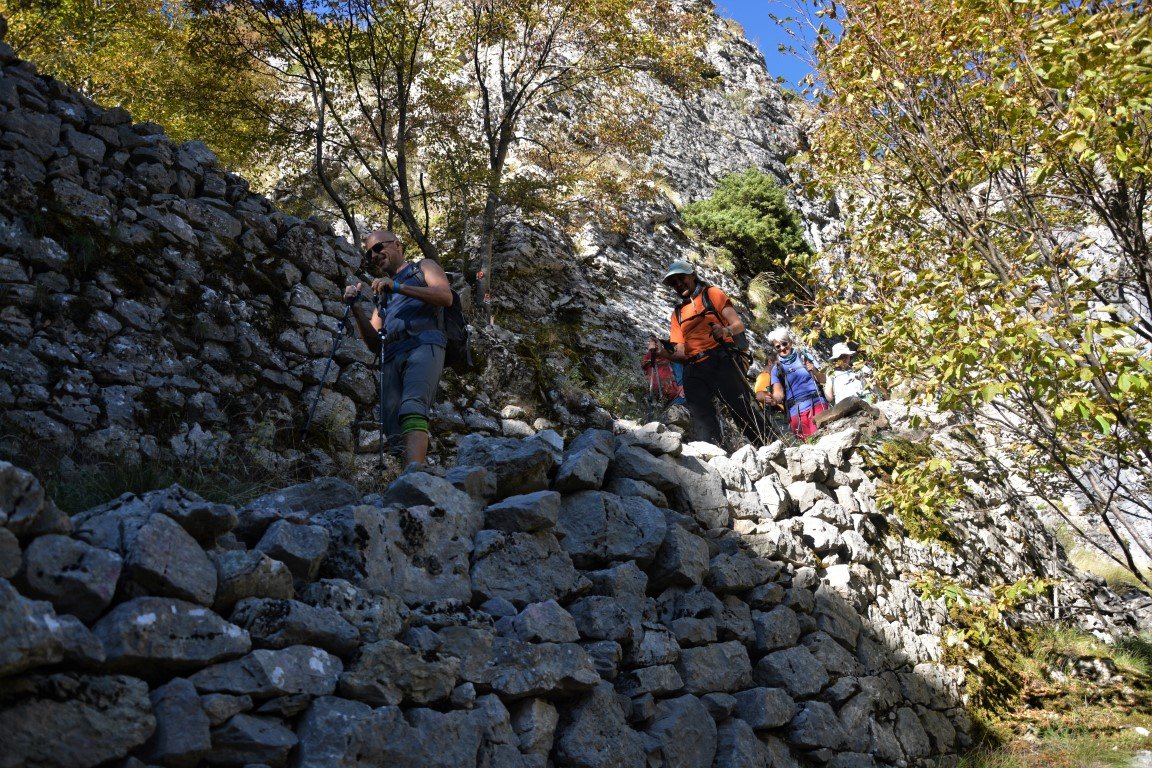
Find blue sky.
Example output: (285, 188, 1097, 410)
(713, 0, 817, 93)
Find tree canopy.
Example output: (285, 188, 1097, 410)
(2, 0, 288, 168)
(187, 0, 706, 304)
(803, 0, 1152, 584)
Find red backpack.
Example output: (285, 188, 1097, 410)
(641, 353, 684, 403)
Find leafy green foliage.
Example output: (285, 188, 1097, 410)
(681, 169, 813, 300)
(861, 436, 965, 544)
(916, 573, 1053, 716)
(802, 0, 1152, 587)
(3, 0, 288, 168)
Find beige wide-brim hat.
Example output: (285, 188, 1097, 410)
(661, 260, 696, 284)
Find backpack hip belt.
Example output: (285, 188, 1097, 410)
(785, 392, 824, 411)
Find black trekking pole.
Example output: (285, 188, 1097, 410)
(709, 322, 776, 447)
(301, 301, 355, 439)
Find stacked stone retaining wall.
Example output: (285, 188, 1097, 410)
(2, 417, 1144, 767)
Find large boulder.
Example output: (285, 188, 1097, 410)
(555, 492, 667, 569)
(92, 596, 250, 674)
(0, 674, 155, 768)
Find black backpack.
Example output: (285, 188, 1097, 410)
(407, 262, 473, 374)
(675, 283, 752, 370)
(441, 287, 473, 374)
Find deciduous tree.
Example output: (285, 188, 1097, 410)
(2, 0, 286, 168)
(804, 0, 1152, 584)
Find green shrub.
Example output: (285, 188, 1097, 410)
(681, 168, 813, 299)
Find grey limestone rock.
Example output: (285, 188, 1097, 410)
(499, 599, 580, 643)
(230, 597, 360, 656)
(617, 664, 683, 696)
(1, 461, 64, 537)
(289, 696, 373, 768)
(827, 753, 878, 768)
(800, 516, 843, 556)
(381, 469, 482, 512)
(143, 484, 238, 545)
(190, 645, 342, 699)
(752, 605, 802, 652)
(554, 428, 615, 492)
(240, 476, 361, 521)
(511, 698, 559, 756)
(556, 491, 667, 568)
(628, 625, 680, 667)
(717, 595, 756, 644)
(643, 694, 716, 768)
(648, 525, 709, 589)
(612, 443, 681, 493)
(206, 713, 298, 767)
(0, 674, 155, 768)
(733, 686, 796, 730)
(803, 630, 862, 676)
(788, 700, 848, 750)
(620, 423, 683, 456)
(920, 707, 958, 752)
(754, 646, 829, 699)
(125, 511, 217, 605)
(200, 692, 254, 727)
(554, 682, 645, 768)
(603, 477, 668, 507)
(753, 474, 795, 520)
(706, 551, 776, 593)
(0, 579, 100, 676)
(255, 520, 330, 581)
(675, 640, 753, 694)
(93, 596, 250, 674)
(446, 464, 499, 502)
(471, 529, 580, 606)
(298, 578, 405, 644)
(700, 691, 737, 720)
(486, 638, 602, 698)
(0, 527, 18, 579)
(713, 718, 771, 768)
(18, 534, 122, 622)
(784, 445, 833, 483)
(569, 595, 637, 643)
(455, 433, 558, 497)
(582, 639, 624, 680)
(484, 490, 561, 532)
(137, 677, 212, 768)
(814, 588, 864, 648)
(665, 454, 729, 529)
(895, 706, 932, 759)
(315, 501, 479, 606)
(211, 549, 295, 614)
(337, 638, 459, 706)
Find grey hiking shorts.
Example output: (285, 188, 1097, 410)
(379, 342, 445, 449)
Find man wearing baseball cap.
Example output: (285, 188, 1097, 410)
(648, 259, 765, 448)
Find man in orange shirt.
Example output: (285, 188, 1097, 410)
(650, 260, 765, 448)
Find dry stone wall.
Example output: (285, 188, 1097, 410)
(0, 22, 394, 479)
(2, 413, 1145, 768)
